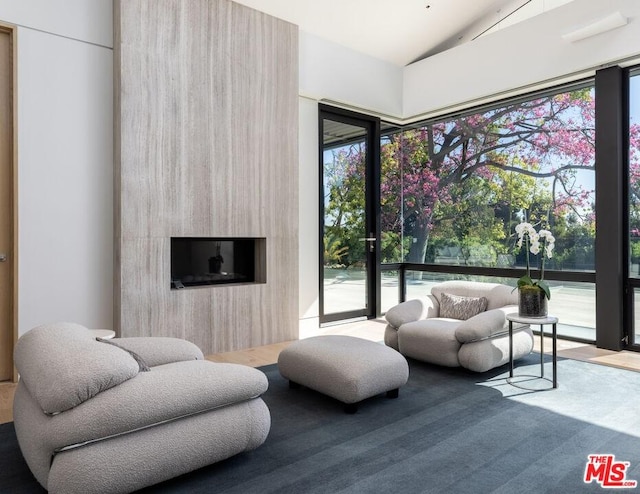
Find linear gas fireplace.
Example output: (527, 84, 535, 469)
(170, 237, 266, 289)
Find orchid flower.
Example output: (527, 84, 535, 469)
(514, 222, 554, 300)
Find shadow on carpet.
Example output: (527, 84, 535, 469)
(2, 354, 640, 493)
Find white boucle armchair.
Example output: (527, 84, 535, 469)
(385, 280, 534, 372)
(13, 322, 271, 494)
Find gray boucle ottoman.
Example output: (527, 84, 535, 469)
(277, 335, 409, 413)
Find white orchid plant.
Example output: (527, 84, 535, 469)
(515, 222, 555, 300)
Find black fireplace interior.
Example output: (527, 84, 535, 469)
(171, 237, 262, 288)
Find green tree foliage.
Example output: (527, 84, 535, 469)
(323, 235, 349, 268)
(322, 145, 366, 267)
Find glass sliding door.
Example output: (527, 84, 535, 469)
(319, 105, 380, 323)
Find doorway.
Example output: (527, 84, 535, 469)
(319, 105, 380, 324)
(0, 24, 16, 382)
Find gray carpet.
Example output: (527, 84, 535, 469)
(2, 354, 640, 493)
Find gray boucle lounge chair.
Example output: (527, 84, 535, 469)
(13, 322, 270, 494)
(385, 280, 534, 372)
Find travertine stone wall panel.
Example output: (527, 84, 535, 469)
(114, 0, 298, 353)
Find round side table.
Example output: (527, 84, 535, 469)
(506, 313, 558, 390)
(90, 329, 116, 339)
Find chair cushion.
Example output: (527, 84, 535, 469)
(105, 337, 204, 367)
(454, 306, 525, 343)
(385, 295, 438, 328)
(458, 326, 534, 372)
(439, 292, 488, 320)
(398, 319, 461, 367)
(14, 323, 140, 414)
(23, 360, 270, 452)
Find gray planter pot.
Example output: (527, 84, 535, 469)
(518, 287, 548, 318)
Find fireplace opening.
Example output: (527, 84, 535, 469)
(170, 237, 266, 289)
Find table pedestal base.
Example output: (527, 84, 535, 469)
(507, 313, 558, 390)
(506, 375, 554, 391)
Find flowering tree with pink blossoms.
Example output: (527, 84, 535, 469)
(381, 89, 599, 265)
(628, 118, 640, 265)
(326, 87, 640, 269)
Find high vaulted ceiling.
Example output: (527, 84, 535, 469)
(233, 0, 565, 66)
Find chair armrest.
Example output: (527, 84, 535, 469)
(455, 305, 518, 343)
(106, 337, 204, 367)
(385, 295, 439, 329)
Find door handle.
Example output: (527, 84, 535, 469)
(0, 254, 6, 262)
(358, 237, 376, 252)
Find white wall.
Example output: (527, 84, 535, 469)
(0, 1, 113, 335)
(299, 31, 403, 119)
(404, 0, 640, 118)
(0, 0, 112, 47)
(298, 96, 319, 320)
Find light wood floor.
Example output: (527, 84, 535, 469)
(2, 318, 640, 425)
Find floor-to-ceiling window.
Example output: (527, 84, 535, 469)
(379, 126, 404, 313)
(379, 83, 597, 340)
(321, 65, 640, 349)
(628, 69, 640, 347)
